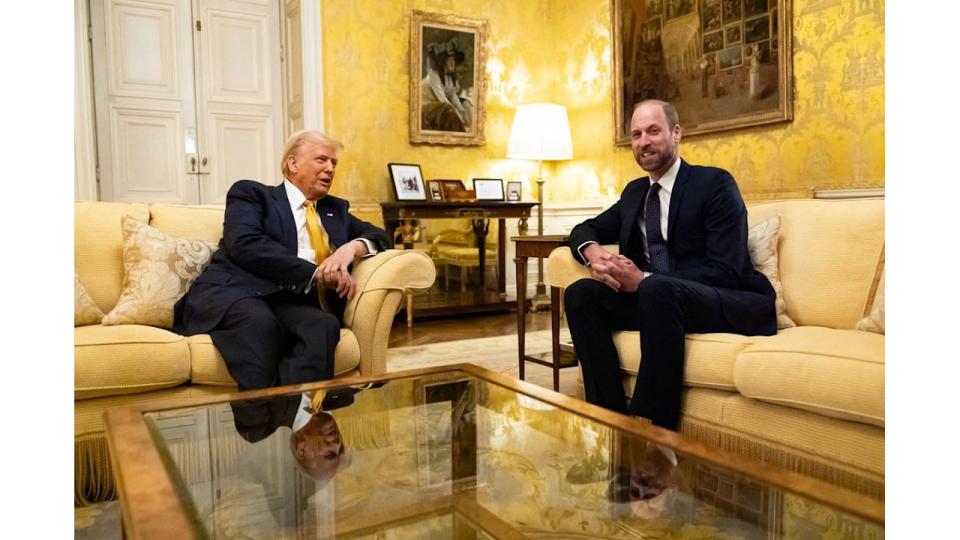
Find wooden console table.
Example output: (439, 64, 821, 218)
(382, 201, 538, 321)
(512, 234, 578, 391)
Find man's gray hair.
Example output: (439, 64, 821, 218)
(280, 130, 344, 177)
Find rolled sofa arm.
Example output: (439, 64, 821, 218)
(545, 245, 620, 289)
(343, 249, 436, 376)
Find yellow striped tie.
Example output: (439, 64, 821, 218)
(307, 389, 326, 414)
(303, 200, 331, 263)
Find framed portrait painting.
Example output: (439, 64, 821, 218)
(612, 0, 793, 142)
(388, 163, 427, 201)
(409, 10, 488, 146)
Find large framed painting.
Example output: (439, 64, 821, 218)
(612, 0, 793, 143)
(409, 10, 488, 146)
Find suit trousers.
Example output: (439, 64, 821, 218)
(210, 290, 340, 391)
(564, 274, 745, 430)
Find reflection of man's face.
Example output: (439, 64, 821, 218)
(444, 55, 457, 74)
(290, 412, 344, 482)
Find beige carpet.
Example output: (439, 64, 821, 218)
(386, 329, 580, 398)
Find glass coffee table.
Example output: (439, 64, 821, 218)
(105, 364, 883, 539)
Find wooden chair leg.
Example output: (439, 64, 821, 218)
(461, 266, 467, 293)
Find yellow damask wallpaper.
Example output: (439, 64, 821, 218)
(322, 0, 884, 207)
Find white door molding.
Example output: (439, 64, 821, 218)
(75, 0, 99, 201)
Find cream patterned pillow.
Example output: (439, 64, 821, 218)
(748, 215, 795, 329)
(101, 216, 216, 329)
(75, 273, 105, 326)
(856, 270, 884, 334)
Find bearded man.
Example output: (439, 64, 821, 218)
(564, 100, 776, 430)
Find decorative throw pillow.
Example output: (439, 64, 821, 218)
(856, 270, 884, 334)
(74, 273, 105, 326)
(747, 215, 796, 329)
(101, 216, 216, 329)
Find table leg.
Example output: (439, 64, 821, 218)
(515, 256, 528, 381)
(471, 219, 489, 293)
(551, 286, 561, 391)
(497, 218, 506, 298)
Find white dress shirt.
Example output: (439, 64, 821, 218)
(283, 179, 377, 265)
(577, 157, 681, 275)
(637, 156, 681, 262)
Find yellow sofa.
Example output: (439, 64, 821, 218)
(74, 201, 435, 505)
(546, 198, 885, 499)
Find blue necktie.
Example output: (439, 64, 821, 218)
(644, 183, 670, 273)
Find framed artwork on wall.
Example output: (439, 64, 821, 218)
(611, 0, 793, 142)
(409, 10, 488, 146)
(388, 163, 427, 201)
(506, 181, 522, 201)
(473, 178, 504, 201)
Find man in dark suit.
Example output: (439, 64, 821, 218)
(174, 131, 390, 391)
(565, 100, 776, 431)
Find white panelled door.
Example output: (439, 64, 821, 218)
(90, 0, 283, 205)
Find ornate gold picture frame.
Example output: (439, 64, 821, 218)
(409, 10, 488, 146)
(612, 0, 793, 143)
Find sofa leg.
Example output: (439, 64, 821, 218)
(405, 291, 413, 328)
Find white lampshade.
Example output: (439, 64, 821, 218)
(506, 103, 573, 161)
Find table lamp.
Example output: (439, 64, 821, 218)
(507, 103, 573, 309)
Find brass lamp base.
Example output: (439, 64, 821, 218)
(530, 283, 551, 311)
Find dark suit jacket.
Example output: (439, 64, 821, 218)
(568, 160, 776, 336)
(173, 179, 390, 335)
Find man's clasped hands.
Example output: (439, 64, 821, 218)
(582, 243, 647, 293)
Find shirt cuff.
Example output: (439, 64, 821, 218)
(304, 267, 320, 294)
(357, 238, 377, 258)
(575, 241, 597, 265)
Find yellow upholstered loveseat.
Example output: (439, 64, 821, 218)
(74, 201, 435, 505)
(546, 198, 885, 498)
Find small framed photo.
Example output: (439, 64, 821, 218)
(473, 178, 504, 201)
(506, 181, 522, 201)
(388, 163, 427, 201)
(427, 180, 444, 201)
(439, 179, 466, 199)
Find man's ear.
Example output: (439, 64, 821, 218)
(291, 433, 306, 458)
(673, 125, 682, 144)
(287, 155, 299, 174)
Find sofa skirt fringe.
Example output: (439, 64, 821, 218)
(75, 432, 116, 507)
(679, 419, 884, 500)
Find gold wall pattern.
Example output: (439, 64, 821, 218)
(321, 0, 883, 208)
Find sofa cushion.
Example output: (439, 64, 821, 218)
(75, 324, 191, 400)
(75, 274, 105, 326)
(747, 215, 795, 329)
(747, 200, 884, 329)
(856, 269, 885, 335)
(101, 217, 216, 329)
(148, 204, 225, 244)
(187, 328, 362, 385)
(75, 202, 150, 313)
(734, 326, 884, 427)
(615, 331, 758, 390)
